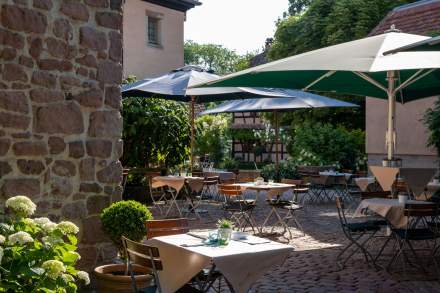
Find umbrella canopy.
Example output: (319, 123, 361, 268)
(122, 65, 260, 102)
(384, 35, 440, 55)
(199, 91, 358, 115)
(192, 32, 440, 161)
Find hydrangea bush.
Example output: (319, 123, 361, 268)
(0, 196, 89, 292)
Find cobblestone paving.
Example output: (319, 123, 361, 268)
(150, 190, 440, 293)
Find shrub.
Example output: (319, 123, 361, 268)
(288, 122, 365, 171)
(195, 115, 230, 165)
(260, 159, 300, 181)
(424, 97, 440, 171)
(0, 196, 88, 292)
(220, 157, 239, 170)
(100, 201, 153, 256)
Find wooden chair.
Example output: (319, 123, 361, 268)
(146, 218, 189, 239)
(202, 176, 219, 200)
(281, 179, 310, 203)
(218, 184, 257, 233)
(360, 191, 392, 200)
(122, 236, 202, 293)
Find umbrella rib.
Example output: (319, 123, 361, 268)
(302, 71, 336, 91)
(353, 72, 387, 93)
(394, 68, 436, 93)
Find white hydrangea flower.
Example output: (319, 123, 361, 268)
(42, 260, 66, 279)
(77, 271, 90, 285)
(0, 235, 5, 244)
(5, 196, 36, 217)
(0, 247, 3, 264)
(42, 222, 57, 233)
(61, 273, 75, 283)
(42, 235, 63, 247)
(0, 223, 13, 232)
(57, 221, 79, 235)
(23, 218, 35, 226)
(34, 217, 52, 226)
(8, 231, 34, 245)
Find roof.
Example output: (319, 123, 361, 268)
(143, 0, 201, 12)
(369, 0, 440, 36)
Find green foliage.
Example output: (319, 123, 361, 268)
(220, 157, 239, 170)
(270, 0, 418, 59)
(260, 160, 300, 181)
(217, 219, 233, 229)
(288, 123, 365, 170)
(100, 201, 153, 255)
(184, 40, 256, 74)
(0, 196, 87, 293)
(195, 115, 230, 165)
(287, 0, 312, 15)
(122, 95, 190, 168)
(424, 97, 440, 169)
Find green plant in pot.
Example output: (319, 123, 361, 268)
(217, 219, 233, 245)
(95, 200, 153, 293)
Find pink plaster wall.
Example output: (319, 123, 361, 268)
(123, 0, 185, 79)
(366, 96, 438, 157)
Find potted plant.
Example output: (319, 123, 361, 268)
(0, 195, 89, 292)
(217, 219, 233, 245)
(95, 200, 153, 293)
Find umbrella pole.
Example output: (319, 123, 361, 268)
(275, 110, 280, 170)
(386, 71, 396, 163)
(190, 96, 196, 172)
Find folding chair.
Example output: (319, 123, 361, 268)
(201, 176, 219, 200)
(281, 179, 310, 204)
(387, 203, 440, 274)
(145, 172, 167, 214)
(392, 180, 411, 199)
(309, 175, 333, 203)
(218, 184, 257, 233)
(146, 218, 189, 239)
(335, 196, 381, 270)
(184, 178, 211, 220)
(122, 236, 202, 293)
(261, 186, 304, 238)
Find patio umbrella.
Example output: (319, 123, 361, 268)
(192, 32, 440, 164)
(199, 90, 358, 167)
(122, 66, 355, 169)
(384, 35, 440, 55)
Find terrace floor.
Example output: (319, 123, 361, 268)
(149, 191, 440, 292)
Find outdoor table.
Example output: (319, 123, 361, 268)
(152, 176, 203, 217)
(354, 177, 376, 191)
(354, 198, 432, 228)
(147, 232, 293, 293)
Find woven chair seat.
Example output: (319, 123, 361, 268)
(393, 228, 438, 240)
(344, 222, 380, 233)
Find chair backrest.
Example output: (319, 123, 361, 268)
(146, 218, 189, 239)
(218, 184, 242, 197)
(121, 236, 162, 293)
(404, 203, 439, 218)
(204, 176, 219, 185)
(220, 178, 236, 184)
(392, 180, 410, 196)
(360, 191, 392, 200)
(192, 170, 203, 177)
(281, 178, 302, 185)
(145, 172, 161, 186)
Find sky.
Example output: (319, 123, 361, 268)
(184, 0, 289, 55)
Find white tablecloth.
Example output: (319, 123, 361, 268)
(147, 233, 293, 293)
(354, 198, 432, 228)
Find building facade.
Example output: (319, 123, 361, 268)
(367, 0, 440, 168)
(123, 0, 200, 79)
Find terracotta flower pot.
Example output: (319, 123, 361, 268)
(94, 263, 153, 293)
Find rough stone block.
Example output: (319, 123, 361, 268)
(1, 5, 47, 34)
(68, 141, 85, 158)
(86, 140, 112, 158)
(51, 176, 73, 196)
(13, 141, 47, 156)
(73, 88, 103, 108)
(61, 201, 87, 219)
(81, 215, 109, 244)
(52, 160, 76, 177)
(48, 136, 65, 154)
(104, 85, 121, 110)
(79, 26, 107, 51)
(0, 161, 12, 177)
(35, 102, 84, 134)
(0, 139, 11, 155)
(17, 159, 45, 175)
(79, 158, 95, 181)
(3, 64, 28, 82)
(85, 0, 109, 8)
(33, 0, 53, 10)
(97, 60, 122, 84)
(80, 182, 103, 193)
(86, 195, 109, 215)
(60, 0, 89, 21)
(53, 18, 72, 41)
(97, 160, 122, 184)
(0, 112, 30, 130)
(88, 110, 122, 138)
(95, 12, 122, 29)
(1, 178, 40, 197)
(30, 89, 63, 103)
(0, 28, 25, 49)
(31, 71, 57, 88)
(0, 91, 29, 113)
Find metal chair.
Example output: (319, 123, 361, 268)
(122, 236, 202, 293)
(201, 176, 219, 200)
(387, 203, 440, 274)
(218, 184, 257, 233)
(145, 172, 167, 215)
(335, 196, 381, 270)
(281, 179, 310, 203)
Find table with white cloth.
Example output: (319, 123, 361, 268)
(147, 233, 293, 293)
(354, 177, 376, 191)
(354, 198, 432, 228)
(152, 176, 204, 217)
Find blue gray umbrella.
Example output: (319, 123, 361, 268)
(200, 92, 358, 165)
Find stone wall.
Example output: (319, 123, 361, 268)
(0, 0, 124, 272)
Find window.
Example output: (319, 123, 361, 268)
(147, 16, 160, 46)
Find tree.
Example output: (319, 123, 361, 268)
(122, 95, 190, 168)
(184, 40, 256, 74)
(195, 115, 230, 164)
(287, 0, 312, 15)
